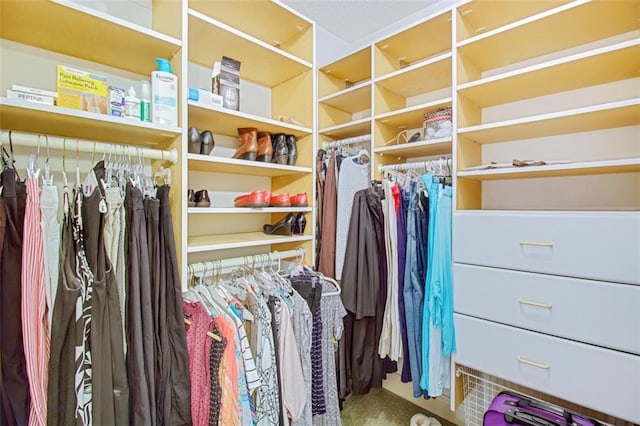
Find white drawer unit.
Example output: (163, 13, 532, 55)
(455, 314, 640, 423)
(454, 211, 640, 285)
(454, 264, 640, 355)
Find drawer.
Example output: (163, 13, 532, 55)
(454, 264, 640, 355)
(455, 314, 640, 423)
(454, 211, 640, 285)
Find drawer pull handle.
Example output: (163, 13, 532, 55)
(518, 356, 550, 370)
(518, 299, 552, 309)
(519, 241, 553, 247)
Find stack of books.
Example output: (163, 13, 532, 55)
(6, 84, 57, 106)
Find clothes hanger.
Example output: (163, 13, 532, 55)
(41, 135, 53, 186)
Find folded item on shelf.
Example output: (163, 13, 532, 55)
(462, 160, 571, 171)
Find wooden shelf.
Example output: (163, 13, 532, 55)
(375, 137, 452, 158)
(189, 0, 313, 62)
(375, 53, 452, 99)
(0, 98, 181, 147)
(458, 99, 640, 144)
(457, 1, 640, 76)
(458, 158, 640, 180)
(458, 39, 640, 107)
(319, 118, 371, 139)
(319, 47, 372, 88)
(189, 207, 312, 214)
(187, 232, 313, 253)
(456, 0, 572, 42)
(188, 154, 312, 176)
(0, 0, 181, 76)
(188, 101, 312, 138)
(318, 82, 371, 114)
(375, 97, 452, 127)
(375, 10, 451, 77)
(188, 9, 311, 88)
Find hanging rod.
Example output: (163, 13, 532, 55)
(378, 157, 452, 174)
(187, 248, 304, 276)
(323, 134, 370, 149)
(0, 130, 178, 164)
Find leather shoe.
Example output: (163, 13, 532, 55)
(194, 189, 211, 207)
(263, 213, 295, 236)
(292, 212, 306, 235)
(271, 133, 288, 165)
(257, 132, 273, 163)
(188, 127, 201, 154)
(285, 134, 297, 166)
(290, 192, 308, 207)
(187, 189, 196, 207)
(269, 193, 291, 207)
(200, 130, 215, 155)
(234, 190, 271, 208)
(233, 127, 258, 161)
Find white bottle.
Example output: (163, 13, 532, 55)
(124, 86, 140, 120)
(139, 80, 151, 122)
(151, 58, 178, 126)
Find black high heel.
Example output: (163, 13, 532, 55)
(263, 213, 295, 236)
(292, 212, 306, 235)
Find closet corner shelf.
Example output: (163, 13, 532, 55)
(187, 154, 312, 176)
(458, 98, 640, 144)
(319, 47, 371, 89)
(0, 97, 181, 147)
(188, 8, 311, 88)
(457, 158, 640, 181)
(318, 82, 372, 113)
(0, 0, 181, 76)
(319, 118, 371, 139)
(188, 207, 312, 214)
(457, 39, 640, 106)
(374, 53, 452, 98)
(375, 97, 452, 126)
(374, 137, 452, 158)
(187, 232, 313, 253)
(188, 101, 312, 138)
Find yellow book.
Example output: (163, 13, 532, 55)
(56, 65, 108, 114)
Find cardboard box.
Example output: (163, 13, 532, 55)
(56, 65, 109, 114)
(6, 89, 55, 106)
(211, 56, 241, 111)
(108, 86, 125, 117)
(11, 84, 58, 99)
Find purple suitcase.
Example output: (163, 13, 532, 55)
(483, 391, 601, 426)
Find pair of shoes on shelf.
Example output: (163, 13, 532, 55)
(188, 127, 215, 155)
(263, 212, 306, 236)
(188, 189, 211, 207)
(270, 133, 298, 166)
(233, 128, 275, 163)
(233, 191, 308, 208)
(269, 192, 308, 207)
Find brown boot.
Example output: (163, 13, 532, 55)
(256, 132, 273, 163)
(233, 127, 258, 161)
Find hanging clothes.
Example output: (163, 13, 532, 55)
(395, 185, 412, 383)
(318, 150, 337, 278)
(21, 171, 49, 426)
(315, 149, 326, 270)
(41, 179, 60, 335)
(339, 186, 386, 397)
(290, 290, 312, 426)
(0, 167, 29, 426)
(184, 301, 214, 426)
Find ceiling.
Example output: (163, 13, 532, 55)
(282, 0, 441, 43)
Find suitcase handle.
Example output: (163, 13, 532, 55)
(500, 391, 602, 426)
(505, 408, 563, 426)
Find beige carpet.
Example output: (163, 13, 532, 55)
(341, 388, 457, 426)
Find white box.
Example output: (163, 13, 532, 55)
(6, 89, 55, 105)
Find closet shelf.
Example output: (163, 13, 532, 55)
(458, 39, 640, 106)
(374, 11, 451, 77)
(375, 97, 452, 127)
(455, 0, 571, 43)
(187, 154, 312, 176)
(0, 0, 182, 76)
(375, 137, 452, 158)
(318, 82, 371, 113)
(458, 98, 640, 144)
(319, 118, 371, 139)
(189, 0, 313, 63)
(188, 101, 312, 138)
(457, 1, 640, 75)
(188, 207, 312, 214)
(188, 9, 311, 88)
(187, 232, 313, 253)
(0, 97, 181, 147)
(457, 158, 640, 180)
(319, 47, 371, 97)
(375, 53, 452, 99)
